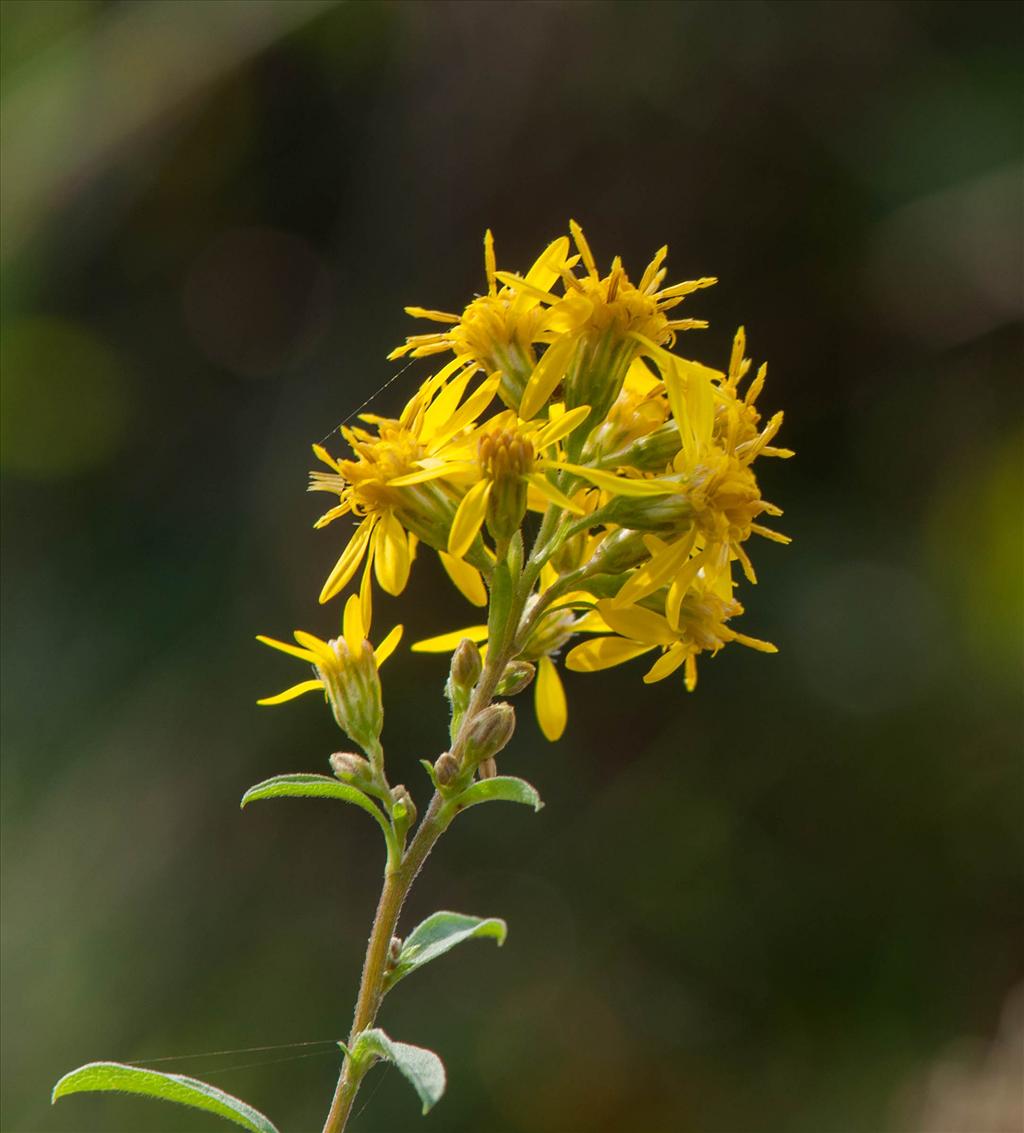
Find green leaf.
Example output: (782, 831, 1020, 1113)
(52, 1063, 279, 1133)
(350, 1029, 445, 1114)
(452, 775, 543, 813)
(385, 911, 507, 990)
(241, 774, 390, 838)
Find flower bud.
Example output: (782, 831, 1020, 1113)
(477, 757, 498, 779)
(463, 703, 515, 766)
(586, 528, 649, 575)
(388, 936, 403, 964)
(450, 638, 483, 692)
(317, 636, 384, 760)
(330, 751, 372, 783)
(434, 751, 459, 785)
(622, 421, 682, 470)
(480, 428, 533, 544)
(602, 491, 693, 533)
(496, 660, 535, 696)
(521, 607, 576, 660)
(390, 784, 417, 830)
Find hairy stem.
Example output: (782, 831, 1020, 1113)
(321, 579, 521, 1133)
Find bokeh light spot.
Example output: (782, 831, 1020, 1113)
(1, 316, 132, 478)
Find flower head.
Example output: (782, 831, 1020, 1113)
(257, 595, 402, 760)
(566, 586, 776, 692)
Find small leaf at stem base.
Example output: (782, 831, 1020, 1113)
(349, 1029, 446, 1114)
(384, 911, 507, 990)
(452, 775, 543, 813)
(240, 774, 391, 840)
(51, 1063, 280, 1133)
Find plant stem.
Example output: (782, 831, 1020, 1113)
(321, 596, 519, 1133)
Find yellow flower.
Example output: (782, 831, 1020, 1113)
(507, 221, 716, 429)
(565, 589, 775, 692)
(608, 338, 790, 618)
(257, 595, 403, 757)
(389, 231, 575, 412)
(444, 407, 592, 558)
(310, 357, 499, 605)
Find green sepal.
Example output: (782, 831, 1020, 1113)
(346, 1029, 445, 1114)
(419, 758, 440, 789)
(241, 774, 391, 841)
(450, 774, 543, 813)
(51, 1062, 279, 1133)
(384, 911, 507, 991)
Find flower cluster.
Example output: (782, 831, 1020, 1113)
(261, 223, 790, 748)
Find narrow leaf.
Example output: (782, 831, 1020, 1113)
(52, 1063, 279, 1133)
(386, 911, 507, 989)
(241, 774, 390, 839)
(453, 775, 543, 813)
(351, 1029, 445, 1114)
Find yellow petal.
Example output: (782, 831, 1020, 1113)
(257, 679, 325, 706)
(642, 645, 688, 684)
(374, 511, 411, 595)
(439, 551, 487, 606)
(448, 479, 492, 558)
(613, 530, 697, 608)
(422, 363, 476, 439)
(319, 516, 376, 604)
(411, 625, 489, 653)
(565, 637, 655, 672)
(731, 632, 777, 654)
(525, 473, 586, 515)
(375, 624, 404, 665)
(359, 560, 373, 632)
(430, 375, 500, 447)
(291, 631, 335, 663)
(255, 635, 320, 664)
(522, 235, 571, 297)
(535, 656, 567, 742)
(546, 461, 677, 497)
(532, 404, 592, 449)
(312, 443, 341, 470)
(403, 306, 459, 324)
(343, 594, 365, 659)
(596, 601, 676, 646)
(569, 220, 597, 277)
(519, 334, 575, 421)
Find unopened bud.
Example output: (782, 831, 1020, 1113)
(464, 703, 515, 766)
(434, 751, 459, 785)
(586, 528, 649, 574)
(496, 660, 535, 696)
(388, 936, 403, 963)
(450, 638, 483, 691)
(390, 784, 417, 828)
(602, 491, 692, 533)
(330, 751, 372, 783)
(317, 637, 384, 759)
(480, 429, 532, 544)
(627, 421, 683, 470)
(477, 757, 498, 779)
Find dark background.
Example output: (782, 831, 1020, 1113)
(2, 2, 1021, 1131)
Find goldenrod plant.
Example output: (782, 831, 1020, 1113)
(52, 224, 791, 1133)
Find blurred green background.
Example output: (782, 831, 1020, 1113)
(2, 2, 1021, 1131)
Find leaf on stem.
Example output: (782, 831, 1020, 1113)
(453, 775, 544, 812)
(348, 1029, 446, 1115)
(240, 774, 390, 840)
(52, 1063, 279, 1133)
(385, 911, 507, 990)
